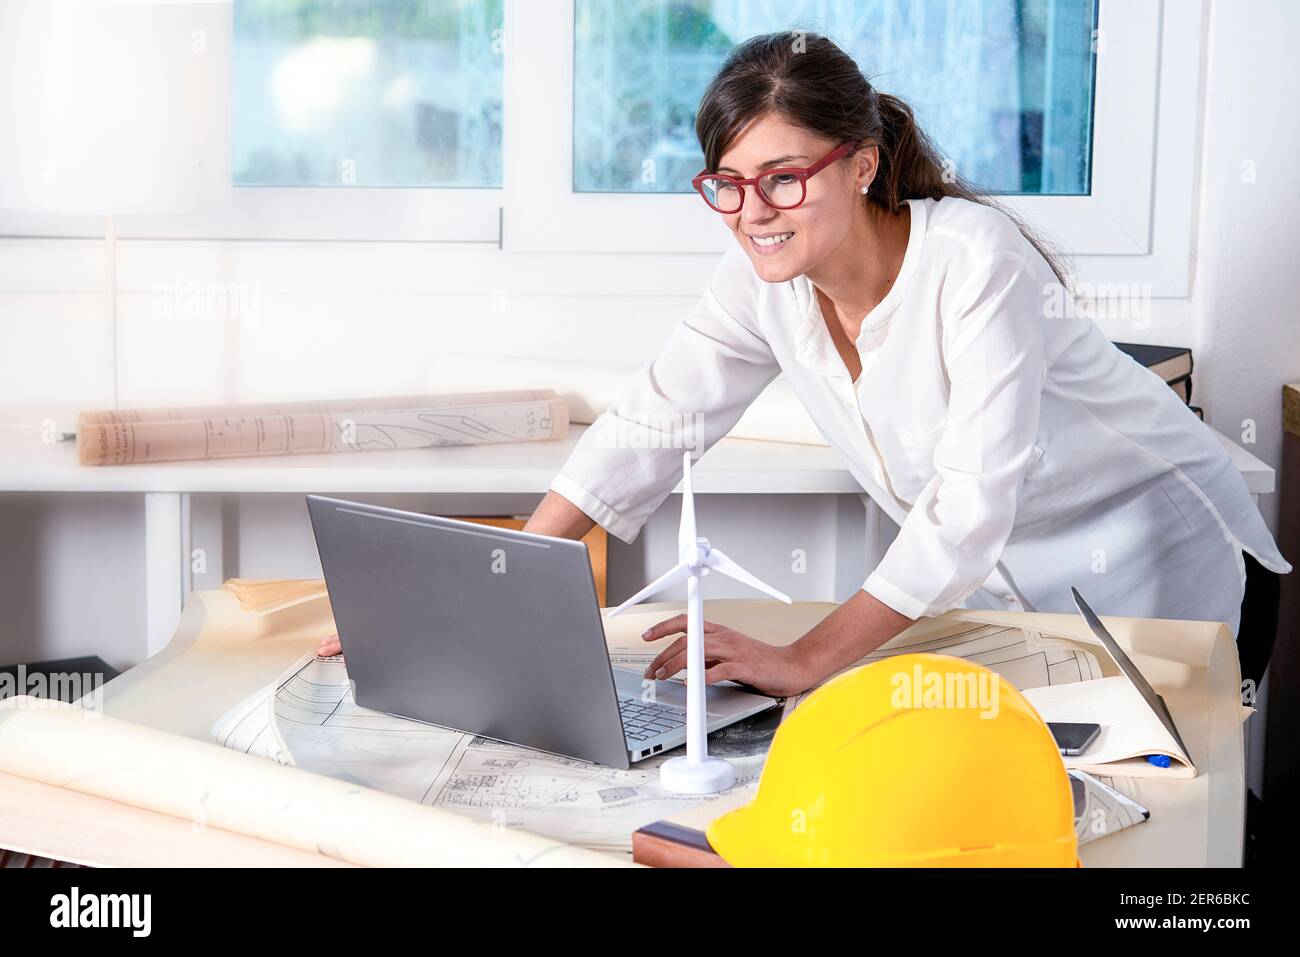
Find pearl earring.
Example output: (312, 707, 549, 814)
(860, 184, 870, 194)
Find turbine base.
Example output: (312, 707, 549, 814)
(659, 755, 735, 794)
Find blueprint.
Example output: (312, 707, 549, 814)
(782, 622, 1104, 716)
(212, 654, 778, 852)
(77, 390, 567, 466)
(212, 621, 1107, 853)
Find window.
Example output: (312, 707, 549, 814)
(506, 0, 1199, 296)
(573, 0, 1097, 197)
(117, 0, 507, 241)
(0, 0, 1205, 295)
(234, 0, 504, 188)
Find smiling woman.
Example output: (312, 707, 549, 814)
(692, 33, 1068, 285)
(524, 30, 1291, 699)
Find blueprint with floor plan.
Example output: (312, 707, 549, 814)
(211, 622, 1136, 852)
(780, 621, 1105, 715)
(212, 653, 778, 851)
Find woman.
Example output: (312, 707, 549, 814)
(521, 31, 1293, 697)
(323, 34, 1290, 697)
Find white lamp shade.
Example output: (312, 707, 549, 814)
(0, 0, 233, 215)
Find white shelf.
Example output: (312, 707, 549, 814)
(0, 407, 1277, 659)
(0, 413, 864, 496)
(0, 409, 1277, 495)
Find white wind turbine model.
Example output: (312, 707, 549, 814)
(606, 450, 791, 794)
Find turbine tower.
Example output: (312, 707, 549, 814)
(607, 450, 791, 794)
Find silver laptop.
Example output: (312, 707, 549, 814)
(306, 495, 778, 769)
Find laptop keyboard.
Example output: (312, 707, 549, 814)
(618, 697, 687, 743)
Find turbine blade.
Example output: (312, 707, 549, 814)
(704, 549, 792, 603)
(678, 450, 697, 559)
(604, 562, 693, 616)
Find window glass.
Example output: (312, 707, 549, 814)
(574, 0, 1096, 195)
(234, 0, 503, 187)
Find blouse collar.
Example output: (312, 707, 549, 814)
(792, 197, 928, 377)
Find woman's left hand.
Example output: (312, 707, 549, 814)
(640, 614, 812, 698)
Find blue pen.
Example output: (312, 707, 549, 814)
(1146, 754, 1171, 768)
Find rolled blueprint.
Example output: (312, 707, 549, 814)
(0, 697, 626, 868)
(78, 388, 548, 426)
(431, 353, 829, 445)
(77, 390, 569, 466)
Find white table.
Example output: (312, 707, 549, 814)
(0, 409, 1277, 658)
(0, 596, 1247, 867)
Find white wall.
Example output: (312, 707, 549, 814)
(1186, 0, 1300, 532)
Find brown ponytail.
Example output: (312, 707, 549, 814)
(695, 32, 1070, 285)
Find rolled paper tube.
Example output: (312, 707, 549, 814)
(431, 353, 829, 446)
(0, 698, 627, 868)
(77, 397, 569, 466)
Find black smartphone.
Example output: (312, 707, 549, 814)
(1048, 721, 1101, 756)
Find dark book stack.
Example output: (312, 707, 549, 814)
(1114, 342, 1201, 419)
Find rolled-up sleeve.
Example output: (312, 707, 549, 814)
(549, 253, 781, 544)
(863, 250, 1047, 618)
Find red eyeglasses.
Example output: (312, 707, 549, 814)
(692, 141, 857, 214)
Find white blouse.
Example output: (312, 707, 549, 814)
(550, 196, 1290, 626)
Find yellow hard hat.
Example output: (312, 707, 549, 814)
(707, 653, 1078, 867)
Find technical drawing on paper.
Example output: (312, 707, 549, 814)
(212, 654, 776, 851)
(783, 622, 1104, 715)
(212, 622, 1106, 851)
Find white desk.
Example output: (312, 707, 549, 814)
(0, 409, 1278, 658)
(0, 597, 1243, 867)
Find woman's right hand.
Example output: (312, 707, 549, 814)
(317, 633, 343, 658)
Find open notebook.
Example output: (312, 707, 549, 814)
(1023, 677, 1191, 777)
(994, 603, 1194, 777)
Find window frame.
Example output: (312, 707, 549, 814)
(0, 0, 1203, 297)
(0, 187, 502, 243)
(503, 0, 1202, 295)
(0, 0, 505, 245)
